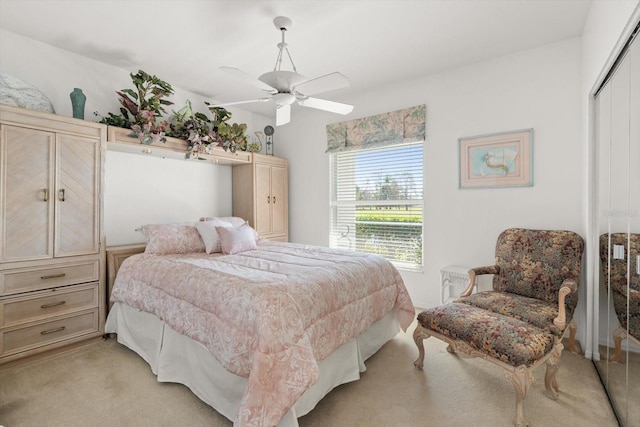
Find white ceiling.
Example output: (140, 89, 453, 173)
(0, 0, 592, 119)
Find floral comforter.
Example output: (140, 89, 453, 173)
(110, 240, 414, 427)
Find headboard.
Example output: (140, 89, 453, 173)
(106, 244, 146, 311)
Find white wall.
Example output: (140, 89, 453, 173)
(0, 29, 271, 246)
(278, 38, 584, 314)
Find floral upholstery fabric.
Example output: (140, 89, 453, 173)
(417, 304, 554, 367)
(491, 228, 584, 310)
(456, 290, 566, 337)
(416, 228, 585, 369)
(600, 233, 640, 341)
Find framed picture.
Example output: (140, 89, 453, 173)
(458, 129, 533, 189)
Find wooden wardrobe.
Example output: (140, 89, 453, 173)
(0, 105, 106, 364)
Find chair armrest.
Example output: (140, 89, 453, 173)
(553, 279, 578, 330)
(460, 265, 500, 297)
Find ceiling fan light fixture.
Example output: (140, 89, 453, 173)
(272, 92, 296, 106)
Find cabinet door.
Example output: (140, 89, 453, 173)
(270, 164, 287, 237)
(255, 163, 272, 235)
(1, 125, 55, 262)
(55, 134, 100, 257)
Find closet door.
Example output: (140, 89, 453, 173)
(595, 27, 639, 427)
(55, 134, 100, 257)
(0, 126, 55, 262)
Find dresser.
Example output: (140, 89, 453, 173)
(232, 153, 288, 242)
(0, 105, 106, 364)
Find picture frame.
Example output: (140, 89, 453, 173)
(458, 129, 533, 189)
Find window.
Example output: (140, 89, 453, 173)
(330, 142, 424, 270)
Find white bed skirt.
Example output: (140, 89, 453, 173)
(105, 302, 401, 427)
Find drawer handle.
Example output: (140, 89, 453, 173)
(40, 273, 66, 280)
(58, 188, 66, 202)
(41, 300, 66, 309)
(41, 326, 65, 335)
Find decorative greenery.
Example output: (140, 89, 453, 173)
(95, 70, 174, 144)
(168, 101, 251, 159)
(206, 104, 248, 153)
(96, 69, 252, 156)
(169, 100, 219, 159)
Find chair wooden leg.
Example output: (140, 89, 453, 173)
(504, 366, 532, 427)
(413, 325, 431, 369)
(544, 341, 563, 400)
(567, 319, 581, 354)
(609, 327, 626, 363)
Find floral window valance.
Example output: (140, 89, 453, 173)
(326, 104, 426, 153)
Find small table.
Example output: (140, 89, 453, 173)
(440, 265, 474, 304)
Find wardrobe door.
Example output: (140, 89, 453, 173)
(55, 134, 101, 257)
(254, 162, 272, 236)
(0, 126, 55, 262)
(270, 164, 287, 237)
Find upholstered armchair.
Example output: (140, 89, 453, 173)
(414, 228, 584, 427)
(599, 233, 640, 362)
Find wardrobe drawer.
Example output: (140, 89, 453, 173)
(0, 283, 98, 328)
(1, 309, 99, 357)
(0, 261, 99, 296)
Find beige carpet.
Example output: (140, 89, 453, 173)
(0, 320, 618, 427)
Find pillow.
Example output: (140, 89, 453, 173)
(214, 216, 248, 227)
(138, 223, 205, 255)
(215, 223, 258, 255)
(195, 219, 232, 253)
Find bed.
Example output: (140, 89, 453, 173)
(105, 220, 415, 427)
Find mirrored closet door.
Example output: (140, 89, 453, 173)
(594, 22, 639, 427)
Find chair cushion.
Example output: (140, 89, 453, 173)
(493, 228, 583, 309)
(417, 303, 555, 367)
(456, 291, 567, 337)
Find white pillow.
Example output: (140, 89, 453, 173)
(216, 223, 258, 255)
(195, 220, 232, 253)
(215, 216, 248, 227)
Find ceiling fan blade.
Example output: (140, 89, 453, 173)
(220, 66, 277, 93)
(298, 97, 354, 115)
(209, 98, 271, 108)
(293, 72, 350, 96)
(276, 104, 291, 126)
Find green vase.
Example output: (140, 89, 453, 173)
(70, 88, 86, 119)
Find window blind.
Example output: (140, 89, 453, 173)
(330, 142, 424, 270)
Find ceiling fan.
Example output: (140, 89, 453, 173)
(215, 16, 354, 126)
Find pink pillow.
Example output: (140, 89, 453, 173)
(215, 223, 258, 255)
(138, 223, 205, 255)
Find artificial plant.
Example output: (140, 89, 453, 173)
(169, 101, 251, 158)
(206, 104, 248, 153)
(95, 70, 174, 144)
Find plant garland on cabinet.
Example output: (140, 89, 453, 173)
(96, 69, 252, 158)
